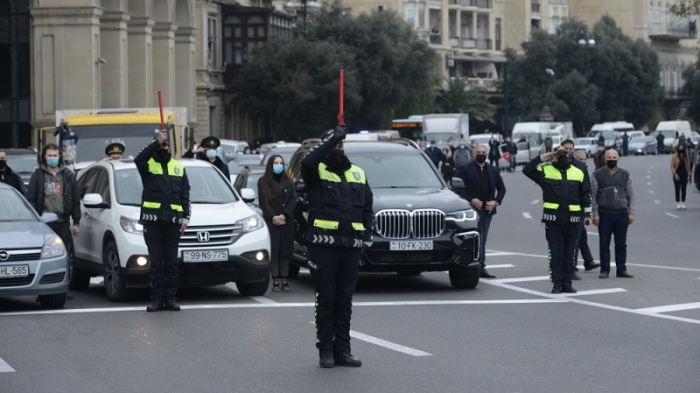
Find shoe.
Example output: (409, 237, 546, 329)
(480, 269, 496, 279)
(584, 262, 601, 271)
(551, 285, 562, 294)
(681, 203, 686, 210)
(272, 281, 280, 291)
(617, 271, 634, 278)
(281, 281, 290, 291)
(599, 272, 609, 279)
(146, 300, 164, 312)
(335, 353, 362, 367)
(572, 272, 582, 281)
(677, 204, 682, 210)
(561, 286, 577, 294)
(164, 300, 181, 311)
(319, 352, 334, 368)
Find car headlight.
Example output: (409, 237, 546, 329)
(236, 214, 265, 233)
(446, 209, 478, 222)
(120, 216, 144, 235)
(41, 236, 66, 259)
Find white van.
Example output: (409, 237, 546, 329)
(655, 121, 692, 151)
(590, 122, 634, 148)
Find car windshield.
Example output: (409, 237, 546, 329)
(0, 189, 36, 221)
(630, 137, 647, 143)
(658, 130, 676, 138)
(6, 154, 37, 175)
(114, 166, 238, 206)
(66, 124, 162, 162)
(348, 152, 444, 188)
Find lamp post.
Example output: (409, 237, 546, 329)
(284, 0, 321, 31)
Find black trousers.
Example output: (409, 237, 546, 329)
(143, 224, 181, 301)
(545, 224, 577, 287)
(308, 245, 360, 356)
(673, 178, 687, 202)
(574, 221, 594, 268)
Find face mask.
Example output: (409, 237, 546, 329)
(155, 148, 170, 162)
(606, 160, 617, 169)
(0, 160, 6, 170)
(555, 158, 570, 170)
(327, 149, 347, 167)
(475, 154, 487, 164)
(206, 149, 217, 160)
(678, 150, 685, 155)
(273, 164, 284, 175)
(459, 145, 465, 150)
(46, 157, 59, 168)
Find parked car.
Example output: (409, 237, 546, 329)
(227, 154, 265, 176)
(0, 183, 69, 308)
(3, 148, 38, 188)
(232, 165, 265, 204)
(573, 137, 598, 157)
(286, 139, 482, 288)
(259, 141, 301, 155)
(218, 139, 249, 160)
(629, 136, 656, 156)
(71, 158, 271, 301)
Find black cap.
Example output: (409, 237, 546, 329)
(200, 136, 221, 149)
(105, 142, 125, 156)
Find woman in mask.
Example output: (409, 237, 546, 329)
(257, 155, 297, 291)
(183, 136, 230, 180)
(671, 144, 691, 210)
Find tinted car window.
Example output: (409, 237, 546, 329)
(6, 154, 37, 174)
(0, 189, 36, 221)
(348, 153, 444, 188)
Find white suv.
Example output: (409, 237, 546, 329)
(71, 159, 271, 301)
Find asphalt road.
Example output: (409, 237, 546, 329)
(1, 153, 699, 393)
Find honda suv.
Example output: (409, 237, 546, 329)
(287, 139, 481, 289)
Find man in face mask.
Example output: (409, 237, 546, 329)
(0, 150, 26, 194)
(523, 146, 592, 294)
(454, 144, 506, 279)
(183, 136, 230, 180)
(591, 149, 636, 279)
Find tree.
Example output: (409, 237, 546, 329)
(435, 77, 495, 122)
(682, 59, 700, 125)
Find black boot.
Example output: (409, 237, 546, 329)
(335, 353, 362, 367)
(147, 299, 164, 312)
(319, 352, 334, 368)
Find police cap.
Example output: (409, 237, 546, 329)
(105, 142, 125, 156)
(200, 136, 221, 149)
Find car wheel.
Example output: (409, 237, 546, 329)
(68, 251, 91, 291)
(103, 241, 137, 302)
(396, 271, 422, 276)
(287, 264, 300, 278)
(38, 292, 67, 309)
(449, 268, 480, 289)
(236, 275, 270, 296)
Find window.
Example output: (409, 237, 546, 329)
(551, 16, 560, 34)
(406, 2, 416, 27)
(208, 16, 218, 68)
(418, 2, 425, 29)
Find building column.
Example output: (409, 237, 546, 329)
(441, 0, 449, 46)
(175, 27, 197, 126)
(127, 17, 155, 107)
(152, 22, 178, 107)
(100, 10, 130, 108)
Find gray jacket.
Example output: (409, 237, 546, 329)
(26, 165, 81, 225)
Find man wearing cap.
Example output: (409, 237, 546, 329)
(101, 142, 125, 161)
(301, 125, 373, 369)
(523, 146, 592, 294)
(183, 136, 230, 179)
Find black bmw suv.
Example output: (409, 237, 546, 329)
(287, 139, 482, 289)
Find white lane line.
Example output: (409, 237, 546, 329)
(647, 182, 652, 185)
(531, 199, 540, 205)
(648, 190, 655, 194)
(249, 296, 278, 304)
(559, 288, 626, 297)
(350, 329, 432, 357)
(484, 264, 515, 269)
(492, 276, 550, 283)
(586, 232, 598, 236)
(522, 212, 532, 219)
(666, 213, 679, 218)
(484, 251, 516, 257)
(0, 357, 15, 372)
(90, 277, 103, 285)
(636, 302, 700, 314)
(646, 175, 651, 178)
(653, 199, 661, 204)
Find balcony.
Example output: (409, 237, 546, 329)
(447, 0, 491, 7)
(531, 3, 540, 13)
(649, 21, 694, 40)
(461, 38, 491, 49)
(665, 88, 689, 99)
(430, 33, 442, 44)
(476, 0, 492, 8)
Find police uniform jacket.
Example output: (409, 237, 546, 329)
(301, 132, 373, 249)
(523, 155, 591, 225)
(135, 140, 191, 226)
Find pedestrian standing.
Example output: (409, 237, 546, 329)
(686, 140, 696, 184)
(452, 139, 472, 170)
(593, 141, 607, 170)
(454, 144, 506, 279)
(656, 132, 665, 155)
(505, 137, 517, 172)
(258, 154, 297, 291)
(573, 149, 600, 273)
(670, 144, 691, 210)
(441, 145, 454, 184)
(0, 150, 26, 194)
(425, 140, 445, 169)
(26, 143, 81, 256)
(301, 126, 373, 368)
(621, 131, 629, 157)
(183, 136, 230, 180)
(591, 149, 635, 279)
(523, 147, 592, 293)
(540, 137, 554, 156)
(135, 130, 191, 312)
(488, 136, 501, 168)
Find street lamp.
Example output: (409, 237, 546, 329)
(578, 37, 596, 47)
(283, 0, 321, 31)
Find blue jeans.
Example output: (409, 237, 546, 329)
(598, 211, 629, 274)
(509, 155, 516, 172)
(477, 210, 493, 269)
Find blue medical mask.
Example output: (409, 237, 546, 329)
(206, 149, 217, 159)
(273, 164, 284, 175)
(46, 157, 59, 168)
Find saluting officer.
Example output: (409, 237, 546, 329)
(183, 136, 230, 180)
(301, 126, 374, 369)
(135, 130, 191, 312)
(101, 142, 125, 161)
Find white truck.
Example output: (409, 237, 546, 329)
(589, 122, 634, 148)
(422, 114, 470, 144)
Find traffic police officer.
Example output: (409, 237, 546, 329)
(301, 126, 374, 368)
(183, 136, 230, 180)
(102, 142, 125, 161)
(135, 130, 191, 312)
(523, 146, 591, 294)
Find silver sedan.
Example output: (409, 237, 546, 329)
(629, 136, 657, 155)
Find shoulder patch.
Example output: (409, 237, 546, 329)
(174, 167, 181, 175)
(353, 171, 361, 181)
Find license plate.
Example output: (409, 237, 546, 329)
(390, 241, 433, 251)
(183, 250, 229, 262)
(0, 265, 30, 278)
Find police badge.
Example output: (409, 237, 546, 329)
(353, 171, 361, 181)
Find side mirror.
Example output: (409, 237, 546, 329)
(83, 193, 109, 209)
(41, 212, 59, 223)
(451, 177, 465, 190)
(240, 188, 256, 203)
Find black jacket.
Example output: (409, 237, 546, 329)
(258, 177, 297, 258)
(183, 149, 231, 180)
(0, 166, 25, 194)
(26, 165, 81, 225)
(454, 161, 506, 215)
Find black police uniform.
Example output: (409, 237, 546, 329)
(523, 149, 591, 292)
(301, 127, 373, 364)
(105, 142, 125, 158)
(135, 140, 191, 310)
(183, 136, 230, 180)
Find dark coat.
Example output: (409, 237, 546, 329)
(26, 165, 81, 225)
(0, 166, 25, 194)
(454, 161, 506, 215)
(488, 139, 501, 159)
(258, 177, 297, 258)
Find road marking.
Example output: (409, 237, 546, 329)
(0, 357, 15, 372)
(492, 276, 550, 283)
(483, 264, 515, 269)
(522, 212, 532, 219)
(531, 199, 540, 205)
(350, 329, 432, 357)
(653, 199, 661, 204)
(559, 288, 626, 297)
(249, 296, 278, 304)
(648, 190, 655, 194)
(484, 251, 516, 257)
(646, 175, 651, 178)
(586, 232, 598, 236)
(636, 302, 700, 314)
(647, 182, 652, 185)
(90, 277, 103, 285)
(665, 213, 679, 218)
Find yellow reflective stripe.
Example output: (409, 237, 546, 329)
(318, 163, 341, 182)
(543, 202, 559, 209)
(170, 204, 183, 212)
(147, 158, 185, 177)
(345, 165, 366, 184)
(566, 167, 584, 182)
(143, 201, 161, 209)
(352, 222, 365, 231)
(543, 165, 562, 180)
(147, 159, 163, 175)
(569, 205, 581, 212)
(313, 219, 339, 229)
